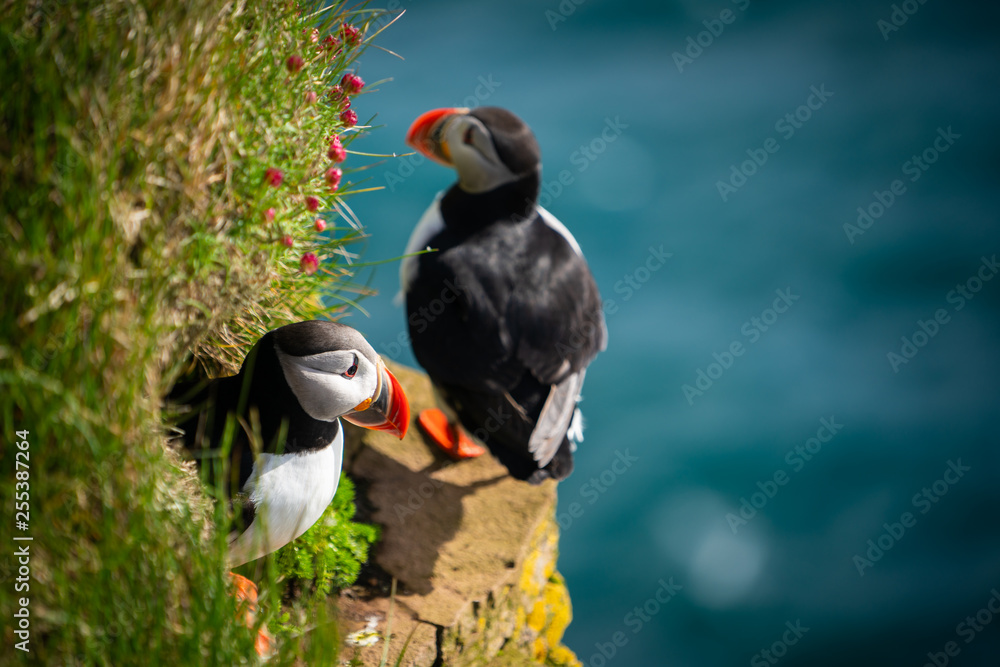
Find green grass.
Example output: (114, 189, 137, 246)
(0, 0, 399, 663)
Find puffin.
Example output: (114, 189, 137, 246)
(172, 320, 409, 567)
(400, 106, 606, 484)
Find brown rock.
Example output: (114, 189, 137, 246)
(339, 363, 581, 666)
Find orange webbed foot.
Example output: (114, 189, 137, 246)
(418, 408, 487, 459)
(230, 572, 273, 657)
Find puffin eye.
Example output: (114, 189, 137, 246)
(343, 355, 358, 379)
(462, 125, 475, 145)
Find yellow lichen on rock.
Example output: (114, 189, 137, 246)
(533, 637, 548, 662)
(548, 644, 583, 667)
(515, 603, 527, 638)
(544, 574, 573, 647)
(526, 570, 580, 667)
(527, 598, 548, 633)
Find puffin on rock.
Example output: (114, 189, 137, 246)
(401, 106, 606, 484)
(172, 320, 409, 567)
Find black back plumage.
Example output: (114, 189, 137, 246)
(407, 118, 605, 482)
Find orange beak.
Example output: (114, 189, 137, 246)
(343, 365, 410, 439)
(405, 107, 469, 167)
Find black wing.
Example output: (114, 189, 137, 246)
(407, 212, 604, 482)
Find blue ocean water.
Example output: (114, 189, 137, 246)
(341, 2, 1000, 665)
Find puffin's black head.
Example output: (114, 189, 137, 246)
(406, 106, 541, 194)
(250, 321, 409, 438)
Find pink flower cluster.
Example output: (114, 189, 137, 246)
(340, 109, 358, 127)
(327, 135, 346, 162)
(340, 23, 362, 45)
(264, 167, 283, 187)
(326, 167, 342, 191)
(300, 252, 319, 275)
(275, 26, 367, 275)
(341, 73, 364, 95)
(286, 54, 304, 74)
(328, 73, 364, 128)
(319, 24, 360, 59)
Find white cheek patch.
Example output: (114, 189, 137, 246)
(288, 350, 352, 374)
(447, 118, 518, 194)
(275, 348, 377, 421)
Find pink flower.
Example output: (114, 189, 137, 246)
(327, 135, 346, 162)
(328, 85, 350, 110)
(340, 109, 358, 128)
(322, 34, 341, 55)
(282, 234, 294, 247)
(264, 208, 276, 223)
(304, 90, 318, 104)
(286, 54, 304, 74)
(300, 252, 319, 275)
(308, 28, 320, 43)
(340, 23, 361, 45)
(264, 167, 283, 187)
(305, 195, 320, 212)
(340, 73, 365, 95)
(326, 167, 343, 190)
(314, 218, 327, 232)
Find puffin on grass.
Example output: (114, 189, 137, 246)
(170, 320, 409, 652)
(401, 106, 606, 484)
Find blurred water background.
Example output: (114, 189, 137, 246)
(341, 1, 1000, 664)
